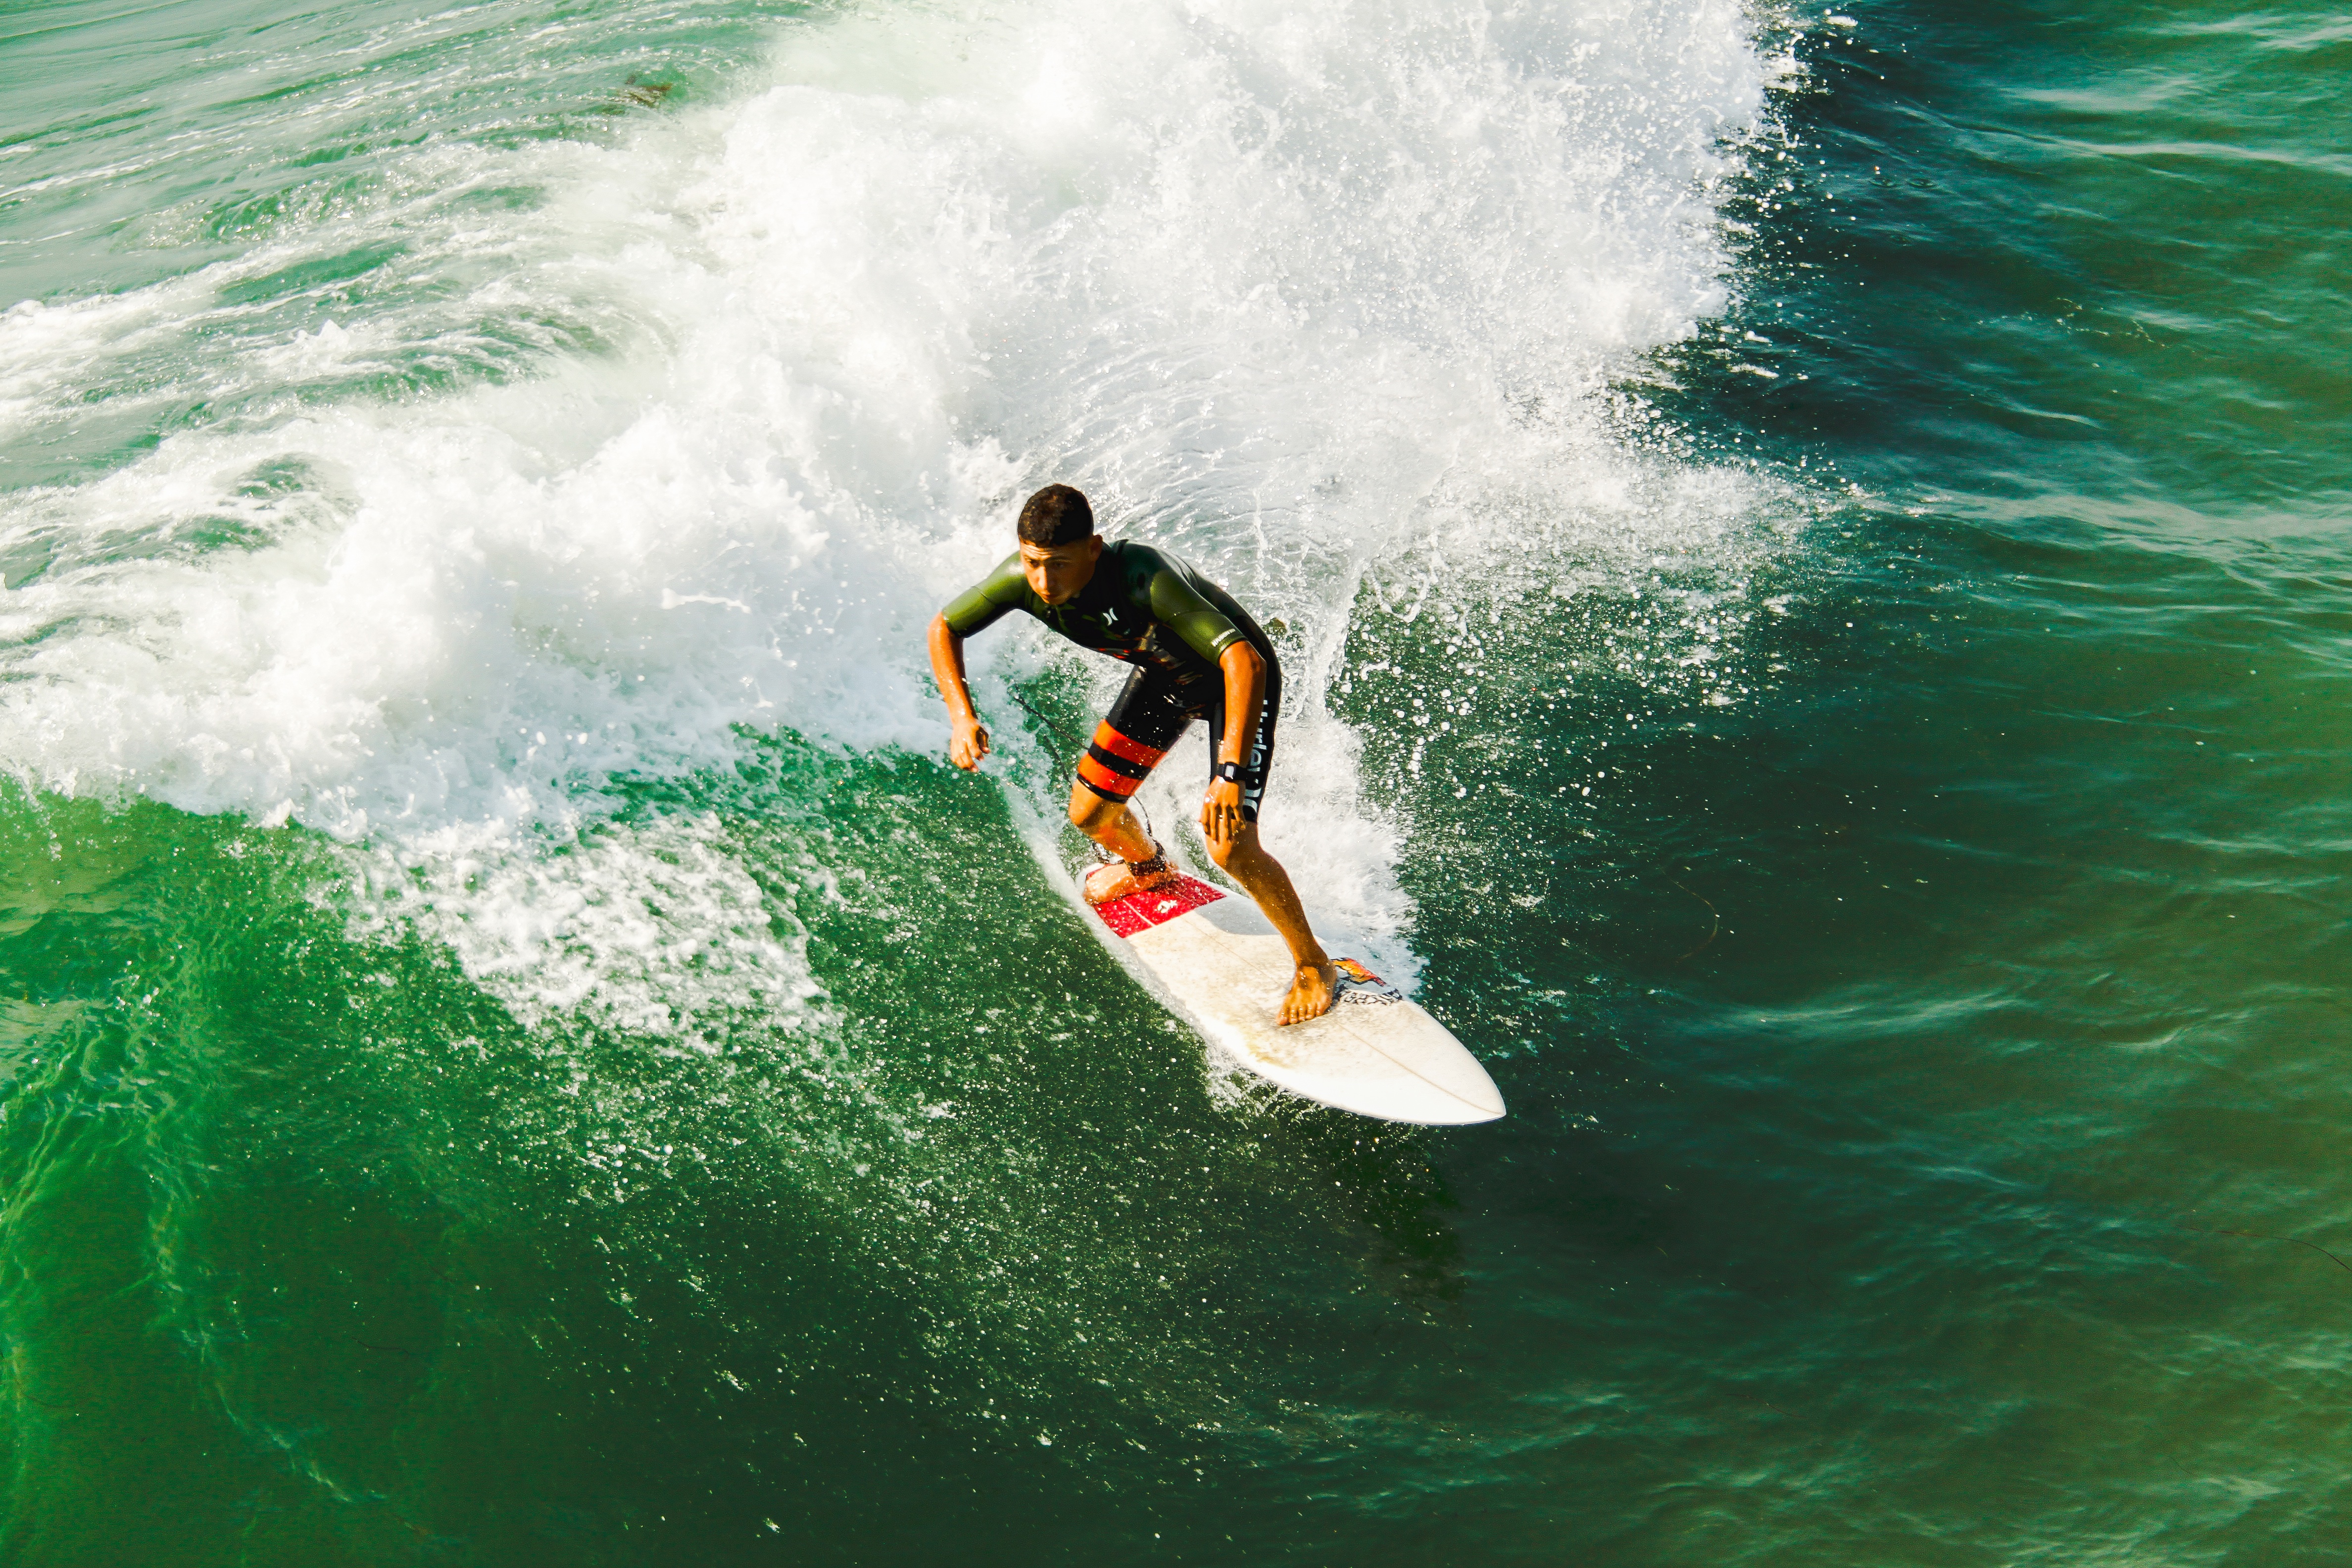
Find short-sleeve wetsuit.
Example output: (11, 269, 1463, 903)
(939, 541, 1282, 821)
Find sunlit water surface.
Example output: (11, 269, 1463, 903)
(2, 0, 2347, 1562)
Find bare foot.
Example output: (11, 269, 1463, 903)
(1084, 858, 1177, 905)
(1277, 961, 1339, 1026)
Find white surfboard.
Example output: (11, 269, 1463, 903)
(1088, 874, 1506, 1126)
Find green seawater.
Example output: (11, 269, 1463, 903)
(3, 0, 2349, 1563)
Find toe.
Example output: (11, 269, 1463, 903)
(1276, 971, 1333, 1026)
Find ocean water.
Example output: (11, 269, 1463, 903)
(1, 0, 2346, 1560)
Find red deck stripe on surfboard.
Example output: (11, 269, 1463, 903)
(1089, 725, 1168, 769)
(1092, 874, 1225, 938)
(1076, 754, 1143, 797)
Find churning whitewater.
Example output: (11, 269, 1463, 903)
(1, 0, 1781, 1042)
(14, 0, 2352, 1560)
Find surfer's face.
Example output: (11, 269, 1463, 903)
(1021, 536, 1103, 604)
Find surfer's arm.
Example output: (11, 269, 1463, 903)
(1215, 640, 1265, 768)
(932, 555, 1030, 770)
(1200, 639, 1264, 845)
(927, 614, 990, 770)
(1144, 559, 1247, 668)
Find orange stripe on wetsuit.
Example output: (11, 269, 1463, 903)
(1076, 721, 1166, 800)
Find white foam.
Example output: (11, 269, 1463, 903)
(0, 0, 1781, 1027)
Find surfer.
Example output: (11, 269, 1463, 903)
(928, 485, 1339, 1025)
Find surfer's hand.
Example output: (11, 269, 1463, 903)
(1200, 777, 1244, 845)
(949, 717, 990, 770)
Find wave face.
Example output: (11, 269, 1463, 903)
(0, 0, 1796, 1559)
(16, 0, 2352, 1561)
(0, 0, 1782, 1020)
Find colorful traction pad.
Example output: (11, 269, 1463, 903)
(1087, 875, 1404, 1007)
(1092, 874, 1226, 938)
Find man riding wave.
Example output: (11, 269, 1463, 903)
(927, 484, 1339, 1025)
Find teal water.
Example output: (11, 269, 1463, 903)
(3, 0, 2349, 1562)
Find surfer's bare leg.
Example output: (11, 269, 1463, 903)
(1206, 823, 1336, 1027)
(1068, 779, 1174, 900)
(1068, 779, 1155, 860)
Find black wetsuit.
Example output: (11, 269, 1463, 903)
(938, 541, 1281, 820)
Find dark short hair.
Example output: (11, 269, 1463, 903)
(1017, 484, 1094, 546)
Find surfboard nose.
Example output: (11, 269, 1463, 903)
(1430, 1069, 1507, 1124)
(1090, 873, 1507, 1127)
(1332, 1050, 1505, 1126)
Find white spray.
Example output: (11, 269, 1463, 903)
(0, 0, 1781, 1031)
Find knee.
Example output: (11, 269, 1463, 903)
(1206, 833, 1242, 871)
